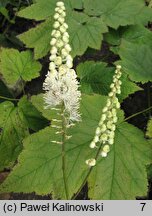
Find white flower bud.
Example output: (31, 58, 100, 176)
(56, 40, 64, 48)
(102, 107, 108, 113)
(100, 124, 107, 132)
(61, 48, 68, 57)
(54, 56, 62, 66)
(63, 32, 69, 38)
(95, 127, 101, 135)
(51, 46, 58, 54)
(106, 99, 111, 107)
(101, 151, 107, 157)
(100, 133, 108, 142)
(109, 92, 114, 97)
(54, 13, 60, 20)
(49, 54, 56, 61)
(56, 2, 64, 7)
(61, 11, 66, 17)
(65, 44, 72, 52)
(107, 121, 113, 129)
(63, 35, 69, 43)
(49, 62, 56, 70)
(113, 116, 118, 123)
(94, 135, 99, 143)
(109, 131, 115, 139)
(112, 108, 116, 115)
(103, 145, 110, 153)
(116, 65, 122, 70)
(51, 29, 56, 36)
(107, 111, 112, 118)
(108, 138, 114, 145)
(53, 21, 60, 28)
(111, 124, 116, 131)
(63, 23, 68, 29)
(54, 30, 61, 38)
(50, 38, 57, 46)
(100, 114, 106, 122)
(58, 17, 65, 24)
(110, 83, 115, 89)
(90, 141, 97, 149)
(85, 158, 96, 167)
(116, 102, 120, 109)
(66, 59, 73, 68)
(59, 26, 66, 33)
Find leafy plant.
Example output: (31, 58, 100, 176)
(0, 0, 152, 200)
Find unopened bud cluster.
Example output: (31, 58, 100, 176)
(86, 65, 122, 167)
(43, 1, 81, 123)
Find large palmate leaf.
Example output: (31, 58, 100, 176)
(0, 96, 49, 172)
(18, 13, 107, 59)
(104, 25, 152, 50)
(18, 96, 49, 132)
(117, 41, 152, 83)
(88, 123, 152, 199)
(84, 0, 152, 28)
(0, 48, 42, 86)
(0, 101, 29, 171)
(77, 61, 141, 101)
(16, 0, 152, 59)
(0, 94, 152, 199)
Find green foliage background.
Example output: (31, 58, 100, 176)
(0, 0, 152, 200)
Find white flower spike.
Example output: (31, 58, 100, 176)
(43, 1, 81, 123)
(86, 65, 122, 166)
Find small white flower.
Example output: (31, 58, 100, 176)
(50, 38, 57, 46)
(65, 44, 72, 52)
(85, 158, 96, 167)
(101, 151, 107, 158)
(54, 13, 60, 20)
(51, 46, 58, 54)
(56, 2, 64, 7)
(53, 21, 60, 29)
(88, 65, 122, 163)
(49, 62, 56, 70)
(90, 141, 97, 149)
(43, 1, 81, 124)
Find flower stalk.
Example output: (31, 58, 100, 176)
(43, 1, 81, 126)
(86, 65, 122, 167)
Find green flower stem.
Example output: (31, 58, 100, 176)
(124, 106, 152, 122)
(0, 96, 19, 101)
(61, 104, 69, 199)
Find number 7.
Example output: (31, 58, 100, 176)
(140, 203, 146, 211)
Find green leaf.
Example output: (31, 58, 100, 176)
(84, 0, 152, 28)
(0, 101, 29, 171)
(18, 19, 53, 60)
(105, 25, 152, 47)
(0, 48, 42, 86)
(18, 96, 49, 132)
(68, 12, 108, 57)
(77, 61, 141, 101)
(146, 119, 152, 139)
(118, 40, 152, 83)
(18, 13, 107, 59)
(0, 94, 151, 199)
(88, 122, 152, 199)
(17, 0, 83, 21)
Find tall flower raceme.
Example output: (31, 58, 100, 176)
(86, 65, 122, 167)
(43, 1, 81, 130)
